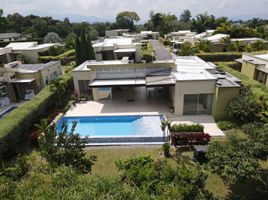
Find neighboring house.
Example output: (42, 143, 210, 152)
(72, 56, 240, 120)
(92, 37, 141, 62)
(1, 61, 62, 102)
(105, 29, 129, 37)
(140, 31, 160, 40)
(0, 33, 28, 42)
(165, 30, 196, 43)
(197, 33, 230, 52)
(0, 47, 14, 66)
(6, 42, 58, 63)
(238, 53, 268, 86)
(230, 38, 268, 49)
(193, 30, 215, 42)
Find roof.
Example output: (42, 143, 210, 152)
(206, 34, 229, 42)
(0, 33, 21, 40)
(255, 54, 268, 61)
(230, 37, 264, 42)
(5, 42, 57, 51)
(9, 78, 35, 83)
(5, 61, 60, 73)
(114, 48, 136, 53)
(73, 60, 125, 71)
(90, 79, 146, 87)
(6, 42, 37, 50)
(93, 38, 133, 48)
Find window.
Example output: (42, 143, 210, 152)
(183, 94, 213, 115)
(78, 80, 91, 97)
(49, 71, 57, 81)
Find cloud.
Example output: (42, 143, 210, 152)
(1, 0, 268, 22)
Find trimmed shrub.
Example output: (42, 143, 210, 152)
(0, 73, 73, 159)
(196, 52, 242, 62)
(170, 123, 204, 132)
(214, 61, 241, 71)
(217, 120, 236, 130)
(39, 50, 75, 65)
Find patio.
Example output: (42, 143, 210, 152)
(65, 86, 224, 137)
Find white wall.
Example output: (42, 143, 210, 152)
(40, 62, 63, 87)
(72, 70, 92, 95)
(174, 80, 216, 115)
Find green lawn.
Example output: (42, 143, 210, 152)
(85, 145, 231, 199)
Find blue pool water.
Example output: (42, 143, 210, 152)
(56, 115, 163, 137)
(0, 106, 17, 119)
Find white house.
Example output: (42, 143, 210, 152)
(0, 33, 28, 42)
(105, 29, 129, 37)
(72, 56, 240, 120)
(92, 37, 141, 62)
(6, 42, 59, 63)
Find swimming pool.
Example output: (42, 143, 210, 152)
(56, 115, 163, 138)
(0, 106, 17, 119)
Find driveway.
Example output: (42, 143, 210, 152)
(150, 40, 173, 61)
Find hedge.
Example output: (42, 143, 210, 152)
(218, 63, 268, 104)
(170, 123, 204, 132)
(39, 50, 75, 65)
(214, 61, 242, 71)
(0, 72, 73, 158)
(196, 52, 242, 62)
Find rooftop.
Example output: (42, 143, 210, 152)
(206, 34, 229, 42)
(0, 33, 21, 40)
(230, 37, 265, 42)
(5, 42, 57, 51)
(4, 61, 60, 73)
(93, 37, 134, 48)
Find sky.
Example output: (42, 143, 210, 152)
(1, 0, 268, 22)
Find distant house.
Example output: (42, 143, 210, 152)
(0, 33, 28, 42)
(72, 56, 240, 120)
(140, 31, 160, 40)
(238, 53, 268, 86)
(92, 37, 141, 62)
(6, 42, 59, 63)
(0, 61, 62, 103)
(0, 47, 14, 66)
(165, 30, 196, 43)
(105, 29, 129, 37)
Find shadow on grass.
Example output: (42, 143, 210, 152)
(226, 170, 268, 200)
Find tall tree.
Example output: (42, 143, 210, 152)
(75, 36, 82, 65)
(180, 9, 191, 23)
(114, 11, 140, 32)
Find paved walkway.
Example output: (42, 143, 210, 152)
(150, 40, 173, 61)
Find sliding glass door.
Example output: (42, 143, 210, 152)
(183, 94, 213, 115)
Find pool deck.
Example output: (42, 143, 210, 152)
(65, 100, 224, 137)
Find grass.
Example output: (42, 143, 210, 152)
(85, 145, 231, 199)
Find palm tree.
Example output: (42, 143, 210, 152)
(179, 42, 196, 56)
(195, 39, 211, 52)
(220, 36, 231, 52)
(50, 77, 66, 108)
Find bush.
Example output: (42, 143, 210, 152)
(217, 120, 236, 130)
(214, 61, 241, 71)
(170, 123, 204, 132)
(163, 39, 170, 46)
(39, 50, 75, 65)
(196, 52, 242, 62)
(162, 143, 170, 157)
(0, 73, 73, 159)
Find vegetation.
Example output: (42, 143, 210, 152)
(39, 49, 75, 65)
(36, 119, 96, 173)
(170, 123, 204, 132)
(141, 42, 155, 63)
(178, 42, 197, 56)
(196, 52, 242, 62)
(0, 72, 73, 159)
(217, 120, 236, 130)
(43, 32, 63, 43)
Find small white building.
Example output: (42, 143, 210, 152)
(165, 30, 197, 43)
(205, 34, 230, 43)
(105, 29, 129, 37)
(92, 37, 141, 62)
(140, 31, 160, 40)
(0, 33, 28, 42)
(6, 42, 59, 63)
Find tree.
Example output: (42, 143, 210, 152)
(114, 11, 140, 32)
(195, 40, 211, 52)
(179, 42, 197, 56)
(44, 32, 63, 43)
(180, 9, 191, 23)
(251, 40, 264, 51)
(36, 119, 96, 173)
(87, 33, 95, 60)
(227, 86, 261, 123)
(75, 36, 82, 65)
(49, 77, 67, 108)
(207, 132, 268, 184)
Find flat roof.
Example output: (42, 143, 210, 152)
(5, 61, 60, 73)
(255, 54, 268, 61)
(146, 75, 175, 86)
(6, 42, 37, 50)
(0, 33, 21, 39)
(90, 79, 146, 87)
(93, 38, 133, 48)
(9, 78, 35, 83)
(206, 34, 229, 42)
(114, 48, 136, 53)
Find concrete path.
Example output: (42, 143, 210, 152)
(150, 40, 173, 61)
(167, 115, 225, 137)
